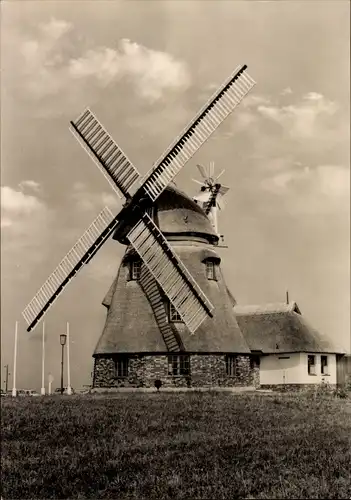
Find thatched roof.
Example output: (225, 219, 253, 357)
(94, 243, 250, 355)
(234, 302, 301, 315)
(234, 302, 345, 354)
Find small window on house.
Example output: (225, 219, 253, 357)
(308, 355, 316, 375)
(206, 260, 216, 280)
(169, 302, 182, 323)
(114, 357, 129, 378)
(168, 355, 190, 376)
(321, 355, 328, 375)
(226, 355, 240, 377)
(130, 260, 141, 281)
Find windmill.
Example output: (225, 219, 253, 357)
(22, 65, 256, 337)
(192, 161, 229, 241)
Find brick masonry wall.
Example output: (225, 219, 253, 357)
(93, 354, 255, 388)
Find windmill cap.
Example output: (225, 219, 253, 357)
(113, 184, 218, 245)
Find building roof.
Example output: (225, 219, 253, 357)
(113, 184, 218, 245)
(234, 302, 301, 316)
(94, 243, 250, 355)
(156, 184, 219, 244)
(234, 302, 345, 354)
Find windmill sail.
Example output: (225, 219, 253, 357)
(192, 160, 230, 236)
(24, 63, 255, 335)
(140, 65, 255, 202)
(70, 109, 140, 199)
(196, 164, 208, 179)
(219, 185, 229, 196)
(127, 214, 214, 334)
(22, 207, 118, 332)
(138, 266, 184, 351)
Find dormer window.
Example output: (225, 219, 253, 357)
(169, 302, 182, 323)
(206, 260, 216, 280)
(130, 260, 141, 280)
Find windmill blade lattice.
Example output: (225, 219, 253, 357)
(22, 207, 118, 332)
(127, 214, 214, 333)
(214, 169, 225, 182)
(140, 65, 255, 202)
(70, 109, 141, 199)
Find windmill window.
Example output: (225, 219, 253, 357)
(168, 355, 190, 376)
(114, 357, 129, 378)
(226, 355, 240, 377)
(130, 260, 141, 281)
(206, 260, 216, 280)
(321, 355, 329, 375)
(169, 302, 183, 323)
(308, 355, 316, 375)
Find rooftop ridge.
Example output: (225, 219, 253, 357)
(234, 302, 300, 316)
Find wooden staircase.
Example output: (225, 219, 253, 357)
(139, 265, 184, 352)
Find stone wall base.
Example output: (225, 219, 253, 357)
(93, 354, 257, 389)
(90, 386, 256, 393)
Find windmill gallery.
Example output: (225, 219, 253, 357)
(22, 65, 345, 390)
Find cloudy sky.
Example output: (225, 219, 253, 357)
(1, 0, 350, 391)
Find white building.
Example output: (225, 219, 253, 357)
(234, 302, 345, 388)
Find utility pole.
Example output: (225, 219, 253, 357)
(41, 322, 46, 395)
(66, 322, 72, 395)
(12, 321, 18, 397)
(4, 365, 10, 392)
(60, 333, 67, 395)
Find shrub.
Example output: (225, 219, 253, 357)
(333, 387, 348, 399)
(154, 379, 162, 391)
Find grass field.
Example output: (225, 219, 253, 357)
(1, 392, 351, 499)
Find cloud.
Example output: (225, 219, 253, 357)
(69, 38, 190, 101)
(39, 17, 72, 40)
(19, 18, 75, 98)
(221, 94, 270, 135)
(304, 92, 323, 101)
(257, 93, 338, 139)
(261, 164, 350, 215)
(317, 165, 350, 198)
(242, 94, 271, 109)
(16, 20, 190, 108)
(280, 87, 293, 96)
(21, 18, 72, 69)
(1, 185, 44, 220)
(1, 184, 55, 280)
(71, 182, 120, 213)
(18, 180, 41, 193)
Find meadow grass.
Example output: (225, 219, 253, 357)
(1, 392, 351, 499)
